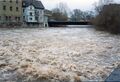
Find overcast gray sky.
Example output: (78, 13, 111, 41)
(41, 0, 120, 11)
(41, 0, 98, 11)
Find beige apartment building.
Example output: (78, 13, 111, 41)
(0, 0, 23, 24)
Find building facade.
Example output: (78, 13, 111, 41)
(0, 0, 50, 27)
(44, 9, 52, 27)
(22, 0, 45, 26)
(0, 0, 23, 24)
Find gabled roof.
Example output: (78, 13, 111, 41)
(23, 0, 45, 9)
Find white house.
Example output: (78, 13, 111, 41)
(22, 0, 45, 26)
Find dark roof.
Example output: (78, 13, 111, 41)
(23, 0, 45, 9)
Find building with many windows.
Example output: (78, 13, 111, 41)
(0, 0, 23, 24)
(22, 0, 45, 26)
(0, 0, 51, 27)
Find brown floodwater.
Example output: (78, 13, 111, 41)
(0, 25, 120, 82)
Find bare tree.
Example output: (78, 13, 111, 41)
(56, 2, 70, 18)
(94, 0, 114, 14)
(70, 9, 83, 22)
(93, 1, 120, 34)
(51, 2, 69, 21)
(82, 11, 94, 21)
(99, 0, 114, 5)
(70, 9, 94, 22)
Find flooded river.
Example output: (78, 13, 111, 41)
(0, 25, 120, 82)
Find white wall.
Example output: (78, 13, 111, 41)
(36, 9, 44, 23)
(23, 5, 36, 22)
(23, 5, 44, 23)
(44, 16, 49, 27)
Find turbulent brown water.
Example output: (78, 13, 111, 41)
(0, 25, 120, 82)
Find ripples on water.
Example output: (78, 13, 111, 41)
(0, 26, 120, 81)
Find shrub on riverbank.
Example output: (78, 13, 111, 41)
(93, 4, 120, 34)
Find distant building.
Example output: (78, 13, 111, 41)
(22, 0, 45, 26)
(0, 0, 23, 24)
(0, 0, 50, 27)
(44, 9, 52, 27)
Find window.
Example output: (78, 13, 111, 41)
(16, 0, 18, 3)
(30, 12, 33, 16)
(15, 17, 17, 20)
(23, 3, 25, 6)
(35, 17, 38, 21)
(3, 6, 6, 10)
(10, 0, 12, 3)
(10, 6, 12, 11)
(23, 9, 25, 12)
(0, 16, 1, 20)
(23, 16, 25, 20)
(9, 16, 11, 20)
(30, 6, 33, 10)
(16, 7, 19, 11)
(6, 16, 8, 21)
(30, 18, 32, 20)
(15, 17, 20, 21)
(18, 17, 20, 21)
(3, 0, 6, 2)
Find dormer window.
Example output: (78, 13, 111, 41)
(30, 6, 33, 10)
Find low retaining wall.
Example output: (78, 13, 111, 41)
(0, 23, 44, 28)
